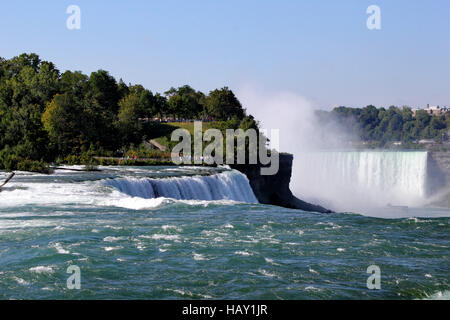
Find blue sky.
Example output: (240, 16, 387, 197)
(1, 0, 449, 109)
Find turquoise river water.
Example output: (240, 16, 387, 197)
(0, 166, 448, 299)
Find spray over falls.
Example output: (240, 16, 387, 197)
(294, 151, 430, 212)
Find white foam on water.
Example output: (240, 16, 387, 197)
(12, 277, 29, 285)
(29, 266, 54, 274)
(143, 234, 181, 241)
(103, 246, 123, 251)
(265, 257, 281, 266)
(424, 290, 450, 300)
(101, 197, 167, 210)
(0, 168, 257, 215)
(103, 236, 125, 242)
(161, 225, 181, 232)
(234, 251, 252, 256)
(0, 219, 61, 230)
(49, 242, 70, 254)
(309, 268, 319, 275)
(193, 253, 207, 261)
(258, 269, 277, 278)
(166, 288, 194, 297)
(0, 179, 118, 209)
(305, 286, 322, 292)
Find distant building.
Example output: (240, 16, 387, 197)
(425, 104, 448, 115)
(412, 104, 449, 117)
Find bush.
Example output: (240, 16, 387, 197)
(16, 160, 52, 174)
(84, 164, 100, 171)
(63, 153, 99, 165)
(0, 148, 51, 173)
(96, 158, 119, 166)
(124, 143, 171, 159)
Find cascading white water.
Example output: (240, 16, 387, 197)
(104, 170, 259, 203)
(293, 151, 429, 212)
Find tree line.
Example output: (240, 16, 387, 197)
(316, 105, 449, 147)
(0, 53, 252, 171)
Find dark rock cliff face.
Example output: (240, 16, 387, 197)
(231, 153, 332, 213)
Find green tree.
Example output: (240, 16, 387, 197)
(401, 106, 413, 122)
(88, 70, 120, 113)
(205, 87, 245, 120)
(0, 54, 59, 161)
(82, 70, 120, 150)
(165, 85, 204, 119)
(60, 71, 89, 97)
(42, 93, 86, 155)
(153, 93, 168, 118)
(116, 89, 148, 146)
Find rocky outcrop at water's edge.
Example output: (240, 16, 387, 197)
(231, 153, 332, 213)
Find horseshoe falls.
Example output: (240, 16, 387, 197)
(293, 151, 430, 213)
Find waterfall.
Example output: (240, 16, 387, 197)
(104, 170, 258, 203)
(293, 151, 429, 211)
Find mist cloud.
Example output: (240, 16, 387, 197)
(236, 84, 428, 214)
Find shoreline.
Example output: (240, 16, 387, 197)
(2, 156, 333, 214)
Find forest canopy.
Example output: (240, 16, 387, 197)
(1, 53, 448, 171)
(316, 105, 449, 147)
(0, 53, 252, 170)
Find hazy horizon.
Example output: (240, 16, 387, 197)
(1, 0, 449, 110)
